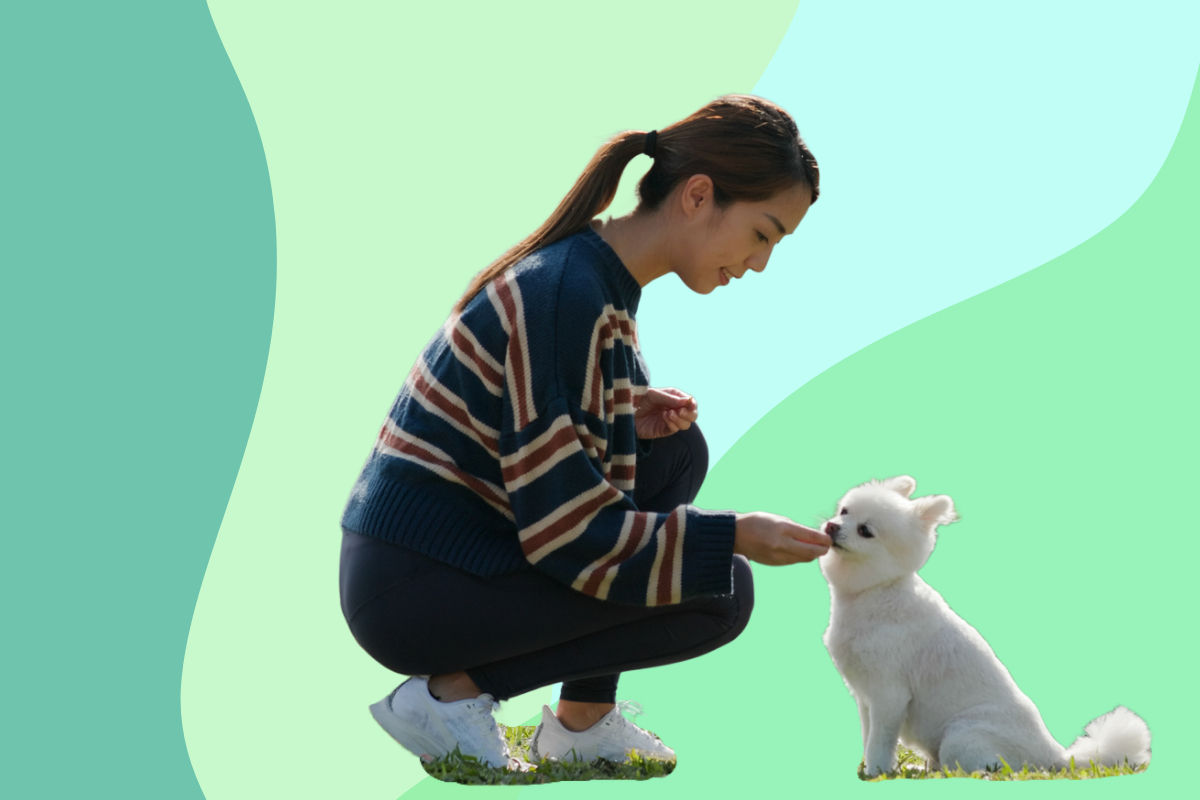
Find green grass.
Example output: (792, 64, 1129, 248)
(418, 733, 1149, 784)
(858, 747, 1149, 781)
(419, 725, 676, 785)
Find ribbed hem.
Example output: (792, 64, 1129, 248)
(681, 509, 738, 598)
(341, 479, 526, 576)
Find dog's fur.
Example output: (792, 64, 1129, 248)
(819, 476, 1150, 776)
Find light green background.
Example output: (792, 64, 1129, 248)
(3, 2, 1196, 799)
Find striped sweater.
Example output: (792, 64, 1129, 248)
(341, 225, 737, 607)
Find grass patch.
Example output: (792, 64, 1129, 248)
(420, 725, 676, 785)
(859, 747, 1149, 781)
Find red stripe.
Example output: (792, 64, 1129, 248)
(522, 484, 623, 556)
(495, 278, 531, 428)
(586, 322, 612, 418)
(500, 424, 577, 484)
(450, 324, 503, 388)
(379, 429, 509, 511)
(580, 513, 650, 597)
(411, 369, 499, 453)
(655, 512, 682, 605)
(609, 463, 635, 482)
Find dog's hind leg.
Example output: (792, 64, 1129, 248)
(938, 722, 1006, 774)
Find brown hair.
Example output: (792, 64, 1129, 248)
(455, 94, 819, 312)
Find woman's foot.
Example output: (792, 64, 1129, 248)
(555, 699, 616, 731)
(530, 701, 676, 763)
(427, 671, 483, 702)
(369, 676, 524, 770)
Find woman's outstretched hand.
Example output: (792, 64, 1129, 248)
(634, 387, 699, 439)
(734, 512, 831, 565)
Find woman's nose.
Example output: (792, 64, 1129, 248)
(744, 251, 772, 273)
(747, 245, 774, 272)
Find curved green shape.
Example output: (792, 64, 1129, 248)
(1, 3, 274, 798)
(181, 2, 799, 799)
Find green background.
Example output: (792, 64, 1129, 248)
(3, 1, 1195, 798)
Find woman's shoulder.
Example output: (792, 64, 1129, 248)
(510, 229, 613, 314)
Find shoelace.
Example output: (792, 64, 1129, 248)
(616, 700, 644, 723)
(612, 700, 665, 745)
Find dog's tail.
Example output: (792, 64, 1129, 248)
(1063, 706, 1151, 769)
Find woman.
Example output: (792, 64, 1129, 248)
(340, 94, 831, 771)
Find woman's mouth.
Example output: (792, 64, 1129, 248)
(719, 267, 732, 286)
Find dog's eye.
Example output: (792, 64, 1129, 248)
(857, 524, 874, 538)
(840, 507, 848, 516)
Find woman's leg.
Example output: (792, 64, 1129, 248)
(340, 423, 752, 713)
(556, 422, 717, 717)
(341, 530, 752, 698)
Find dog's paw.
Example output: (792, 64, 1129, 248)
(858, 760, 897, 780)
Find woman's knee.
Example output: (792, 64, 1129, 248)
(725, 554, 755, 640)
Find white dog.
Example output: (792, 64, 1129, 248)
(819, 476, 1151, 776)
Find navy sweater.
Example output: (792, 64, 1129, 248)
(341, 225, 737, 606)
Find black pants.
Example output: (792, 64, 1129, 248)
(339, 424, 753, 703)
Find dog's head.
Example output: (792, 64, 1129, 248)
(819, 475, 958, 593)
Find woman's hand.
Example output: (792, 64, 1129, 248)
(733, 512, 831, 565)
(634, 387, 699, 439)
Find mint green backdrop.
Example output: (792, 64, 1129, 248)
(3, 2, 1196, 798)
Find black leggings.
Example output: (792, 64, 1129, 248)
(339, 424, 753, 703)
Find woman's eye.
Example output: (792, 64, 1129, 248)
(857, 524, 874, 538)
(756, 231, 769, 243)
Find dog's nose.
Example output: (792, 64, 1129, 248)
(824, 521, 840, 537)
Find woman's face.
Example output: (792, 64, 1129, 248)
(673, 178, 813, 294)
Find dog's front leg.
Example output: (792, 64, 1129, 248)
(863, 691, 909, 777)
(855, 696, 870, 753)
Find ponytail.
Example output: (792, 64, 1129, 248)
(455, 94, 818, 312)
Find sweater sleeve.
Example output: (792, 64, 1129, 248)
(492, 267, 737, 606)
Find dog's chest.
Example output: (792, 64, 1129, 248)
(825, 587, 929, 680)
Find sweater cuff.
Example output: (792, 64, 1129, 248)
(681, 508, 738, 598)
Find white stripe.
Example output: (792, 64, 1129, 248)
(377, 423, 513, 521)
(607, 452, 634, 491)
(571, 513, 656, 601)
(444, 316, 504, 397)
(505, 273, 537, 426)
(500, 415, 578, 491)
(574, 423, 601, 461)
(489, 274, 538, 428)
(486, 281, 511, 334)
(613, 377, 640, 415)
(668, 506, 686, 604)
(645, 507, 687, 606)
(580, 306, 639, 417)
(409, 357, 501, 459)
(521, 482, 618, 562)
(572, 514, 635, 598)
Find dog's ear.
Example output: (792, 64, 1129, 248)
(883, 475, 917, 497)
(914, 495, 957, 527)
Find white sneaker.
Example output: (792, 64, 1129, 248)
(530, 701, 676, 763)
(369, 676, 520, 769)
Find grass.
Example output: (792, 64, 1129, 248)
(418, 733, 1148, 785)
(419, 724, 676, 785)
(858, 746, 1149, 781)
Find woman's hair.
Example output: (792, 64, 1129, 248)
(455, 94, 819, 312)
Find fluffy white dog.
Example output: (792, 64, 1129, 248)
(819, 475, 1151, 776)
